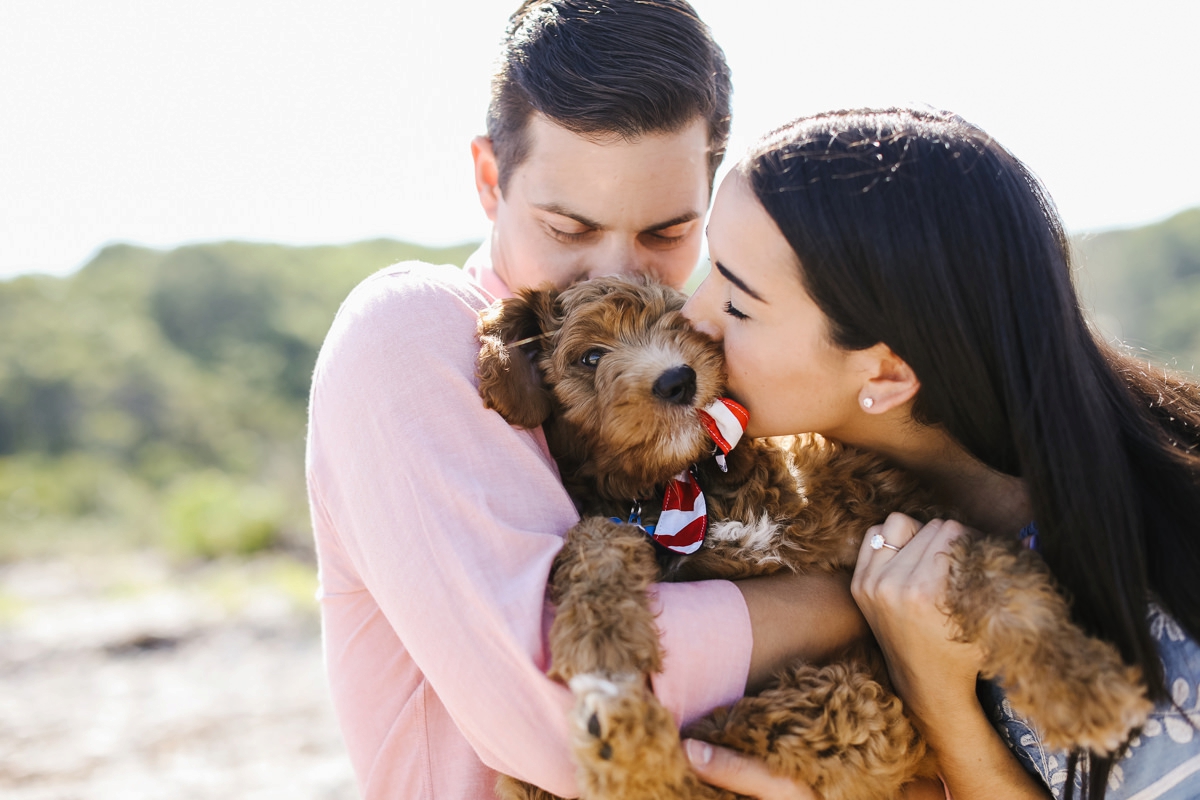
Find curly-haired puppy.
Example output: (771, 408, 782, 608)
(476, 276, 1151, 800)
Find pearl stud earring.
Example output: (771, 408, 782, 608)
(862, 397, 875, 409)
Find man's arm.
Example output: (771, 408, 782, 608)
(309, 264, 759, 792)
(737, 570, 867, 693)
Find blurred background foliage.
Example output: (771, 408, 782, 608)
(1076, 208, 1200, 373)
(0, 209, 1196, 563)
(0, 239, 474, 560)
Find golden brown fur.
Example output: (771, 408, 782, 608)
(476, 276, 1151, 800)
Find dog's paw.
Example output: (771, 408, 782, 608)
(569, 674, 626, 763)
(494, 774, 565, 800)
(1086, 673, 1155, 754)
(1001, 657, 1154, 755)
(566, 673, 700, 799)
(949, 535, 1154, 755)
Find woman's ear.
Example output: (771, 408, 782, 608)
(471, 136, 501, 221)
(857, 343, 919, 413)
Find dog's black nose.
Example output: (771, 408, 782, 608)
(653, 365, 697, 406)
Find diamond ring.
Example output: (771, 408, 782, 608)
(869, 533, 901, 552)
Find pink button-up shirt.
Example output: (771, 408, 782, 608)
(307, 257, 753, 799)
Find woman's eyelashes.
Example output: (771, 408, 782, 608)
(723, 300, 749, 320)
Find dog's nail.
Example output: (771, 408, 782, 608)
(599, 742, 613, 760)
(588, 712, 602, 738)
(685, 739, 712, 766)
(569, 673, 620, 697)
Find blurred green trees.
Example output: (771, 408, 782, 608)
(0, 210, 1197, 562)
(0, 239, 475, 559)
(1076, 208, 1200, 372)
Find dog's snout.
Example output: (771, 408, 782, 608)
(652, 365, 697, 406)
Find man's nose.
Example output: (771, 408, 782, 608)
(584, 236, 644, 281)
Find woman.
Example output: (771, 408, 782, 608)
(679, 108, 1200, 799)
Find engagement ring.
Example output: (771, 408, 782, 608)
(869, 533, 901, 552)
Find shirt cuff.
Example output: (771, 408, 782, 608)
(647, 579, 752, 726)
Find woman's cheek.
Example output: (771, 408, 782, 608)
(727, 362, 766, 431)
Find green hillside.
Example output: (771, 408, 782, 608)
(0, 239, 477, 558)
(0, 211, 1197, 561)
(1075, 207, 1200, 373)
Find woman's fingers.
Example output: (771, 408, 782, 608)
(684, 740, 821, 799)
(852, 512, 929, 593)
(854, 515, 959, 609)
(849, 515, 987, 721)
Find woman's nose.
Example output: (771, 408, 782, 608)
(681, 279, 722, 340)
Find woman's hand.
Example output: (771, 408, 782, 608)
(851, 514, 1055, 799)
(850, 513, 985, 731)
(688, 518, 1034, 799)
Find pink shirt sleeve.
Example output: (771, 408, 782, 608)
(307, 263, 752, 798)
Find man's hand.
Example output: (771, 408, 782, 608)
(684, 740, 821, 799)
(684, 740, 948, 799)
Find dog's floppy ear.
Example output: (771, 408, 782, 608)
(476, 285, 561, 429)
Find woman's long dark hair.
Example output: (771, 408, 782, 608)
(745, 108, 1200, 798)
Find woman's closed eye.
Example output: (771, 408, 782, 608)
(723, 300, 749, 320)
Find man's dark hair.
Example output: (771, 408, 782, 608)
(487, 0, 732, 189)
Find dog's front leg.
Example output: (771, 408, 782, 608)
(548, 518, 720, 799)
(945, 533, 1153, 755)
(566, 673, 729, 800)
(547, 516, 664, 682)
(495, 774, 570, 800)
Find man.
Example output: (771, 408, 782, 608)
(307, 2, 863, 798)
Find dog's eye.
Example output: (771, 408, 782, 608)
(580, 349, 605, 368)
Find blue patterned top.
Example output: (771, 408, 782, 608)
(981, 602, 1200, 799)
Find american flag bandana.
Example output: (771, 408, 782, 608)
(697, 398, 750, 472)
(650, 467, 709, 554)
(620, 398, 749, 555)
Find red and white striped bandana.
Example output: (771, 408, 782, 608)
(647, 398, 749, 554)
(697, 398, 750, 472)
(650, 467, 707, 554)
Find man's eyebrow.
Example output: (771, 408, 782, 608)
(643, 211, 701, 233)
(716, 261, 765, 302)
(534, 205, 701, 234)
(533, 203, 605, 230)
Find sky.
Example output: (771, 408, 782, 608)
(2, 0, 1198, 278)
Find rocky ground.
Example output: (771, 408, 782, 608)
(0, 551, 358, 800)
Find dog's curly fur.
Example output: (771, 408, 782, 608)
(476, 276, 1152, 800)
